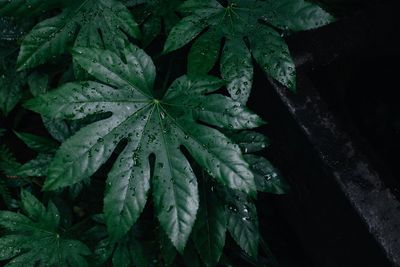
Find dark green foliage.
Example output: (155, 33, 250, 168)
(165, 0, 334, 102)
(132, 0, 183, 46)
(12, 0, 140, 71)
(0, 0, 333, 266)
(0, 190, 91, 267)
(25, 43, 263, 251)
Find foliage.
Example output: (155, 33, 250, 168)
(0, 0, 333, 266)
(165, 0, 334, 102)
(0, 190, 91, 267)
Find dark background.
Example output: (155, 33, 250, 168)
(248, 0, 400, 266)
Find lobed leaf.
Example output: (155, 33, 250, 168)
(16, 0, 140, 71)
(192, 174, 226, 267)
(165, 0, 334, 98)
(0, 191, 91, 267)
(226, 190, 259, 257)
(25, 44, 262, 251)
(14, 131, 58, 154)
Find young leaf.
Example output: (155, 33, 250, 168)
(0, 190, 91, 266)
(25, 44, 262, 252)
(165, 0, 334, 98)
(192, 173, 227, 267)
(16, 0, 140, 70)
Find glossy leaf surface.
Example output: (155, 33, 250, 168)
(16, 0, 140, 70)
(192, 174, 227, 267)
(25, 44, 263, 252)
(165, 0, 334, 98)
(0, 191, 91, 267)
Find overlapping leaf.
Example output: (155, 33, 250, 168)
(0, 0, 64, 17)
(15, 0, 140, 71)
(192, 173, 226, 267)
(229, 130, 290, 194)
(0, 60, 23, 116)
(132, 0, 183, 46)
(0, 190, 91, 267)
(164, 0, 334, 102)
(25, 43, 263, 252)
(226, 189, 259, 257)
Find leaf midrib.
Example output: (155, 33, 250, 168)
(116, 104, 156, 216)
(156, 104, 189, 241)
(50, 103, 153, 186)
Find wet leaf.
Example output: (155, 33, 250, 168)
(16, 0, 140, 71)
(245, 155, 290, 194)
(192, 173, 226, 267)
(25, 44, 262, 252)
(0, 190, 91, 266)
(165, 0, 334, 97)
(14, 131, 58, 154)
(225, 189, 259, 257)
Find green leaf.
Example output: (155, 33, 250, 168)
(93, 238, 113, 266)
(188, 29, 221, 75)
(91, 223, 151, 267)
(15, 154, 53, 177)
(142, 16, 162, 47)
(113, 243, 131, 267)
(27, 72, 48, 97)
(16, 10, 75, 71)
(159, 228, 177, 265)
(42, 117, 72, 143)
(25, 44, 261, 252)
(0, 145, 21, 176)
(245, 155, 290, 194)
(163, 14, 208, 53)
(0, 0, 64, 17)
(226, 190, 259, 257)
(227, 131, 269, 153)
(183, 240, 203, 267)
(17, 0, 140, 70)
(250, 26, 296, 90)
(221, 38, 253, 104)
(165, 0, 334, 95)
(192, 173, 226, 267)
(0, 190, 91, 266)
(0, 177, 12, 207)
(260, 0, 335, 31)
(14, 131, 58, 154)
(0, 62, 23, 116)
(134, 0, 183, 46)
